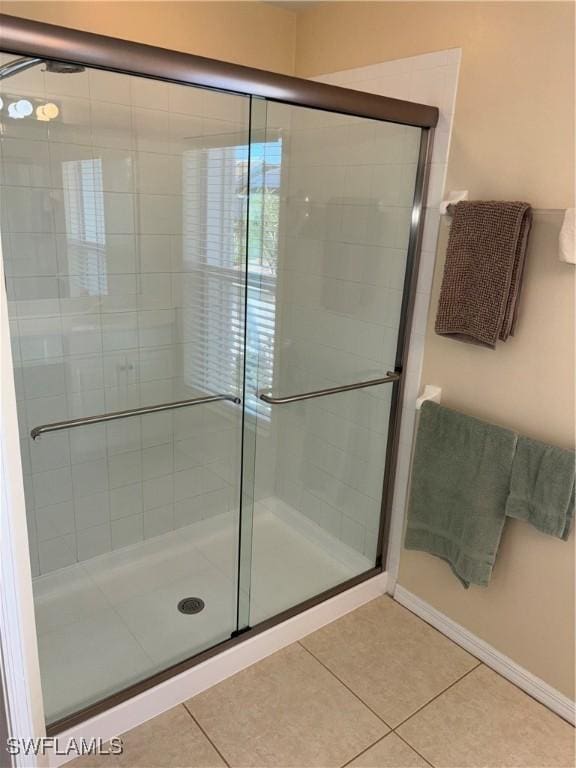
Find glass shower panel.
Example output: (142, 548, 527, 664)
(246, 101, 422, 625)
(0, 56, 250, 723)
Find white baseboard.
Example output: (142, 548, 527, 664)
(48, 572, 388, 767)
(393, 585, 575, 726)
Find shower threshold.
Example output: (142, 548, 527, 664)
(33, 498, 372, 725)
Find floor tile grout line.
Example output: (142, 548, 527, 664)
(297, 641, 394, 729)
(390, 595, 576, 726)
(393, 730, 435, 767)
(469, 657, 576, 725)
(182, 703, 231, 768)
(392, 660, 482, 732)
(340, 733, 390, 768)
(299, 642, 402, 768)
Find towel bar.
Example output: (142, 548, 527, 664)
(30, 394, 241, 440)
(258, 372, 400, 405)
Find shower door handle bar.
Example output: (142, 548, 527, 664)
(30, 394, 242, 440)
(258, 372, 400, 405)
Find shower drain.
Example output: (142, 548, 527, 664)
(177, 597, 205, 615)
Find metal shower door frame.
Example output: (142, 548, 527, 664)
(0, 12, 437, 733)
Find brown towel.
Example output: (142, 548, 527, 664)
(435, 201, 532, 348)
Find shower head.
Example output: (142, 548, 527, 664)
(0, 55, 85, 81)
(44, 60, 85, 75)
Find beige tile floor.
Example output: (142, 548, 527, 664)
(72, 596, 575, 768)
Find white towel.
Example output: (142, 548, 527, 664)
(559, 208, 575, 264)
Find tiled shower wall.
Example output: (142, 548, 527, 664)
(267, 49, 461, 560)
(0, 61, 249, 575)
(266, 105, 419, 562)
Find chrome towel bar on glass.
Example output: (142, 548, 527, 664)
(30, 394, 241, 440)
(258, 372, 400, 405)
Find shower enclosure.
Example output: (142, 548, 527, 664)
(0, 15, 437, 732)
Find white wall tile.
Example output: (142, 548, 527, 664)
(38, 534, 77, 574)
(4, 233, 58, 278)
(110, 483, 143, 520)
(130, 76, 170, 111)
(108, 449, 142, 489)
(72, 458, 109, 498)
(33, 466, 73, 509)
(168, 83, 204, 116)
(102, 312, 138, 351)
(143, 474, 174, 510)
(18, 317, 63, 361)
(69, 424, 107, 465)
(99, 148, 134, 193)
(138, 309, 175, 347)
(1, 138, 52, 188)
(139, 235, 173, 273)
(426, 163, 447, 209)
(75, 491, 110, 531)
(89, 69, 131, 105)
(62, 314, 103, 356)
(30, 431, 70, 473)
(47, 97, 91, 145)
(44, 68, 90, 100)
(132, 107, 172, 154)
(77, 523, 111, 560)
(68, 388, 105, 419)
(136, 153, 181, 195)
(138, 194, 180, 235)
(103, 192, 135, 235)
(142, 443, 173, 479)
(22, 360, 66, 399)
(174, 496, 204, 528)
(35, 500, 75, 542)
(111, 513, 143, 550)
(144, 505, 174, 539)
(65, 354, 105, 394)
(107, 418, 142, 454)
(138, 274, 172, 310)
(91, 102, 133, 149)
(173, 467, 204, 503)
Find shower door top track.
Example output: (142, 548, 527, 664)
(0, 13, 438, 127)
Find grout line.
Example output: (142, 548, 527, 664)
(298, 641, 393, 729)
(392, 661, 482, 731)
(182, 704, 231, 768)
(393, 730, 435, 767)
(340, 732, 390, 768)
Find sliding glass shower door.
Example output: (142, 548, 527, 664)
(0, 46, 427, 727)
(245, 101, 422, 624)
(0, 56, 251, 723)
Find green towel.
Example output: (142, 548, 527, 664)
(505, 436, 575, 540)
(404, 401, 517, 588)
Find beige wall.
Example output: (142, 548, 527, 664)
(296, 1, 575, 699)
(402, 213, 575, 699)
(295, 1, 574, 209)
(0, 1, 297, 74)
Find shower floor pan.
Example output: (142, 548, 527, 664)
(32, 497, 371, 723)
